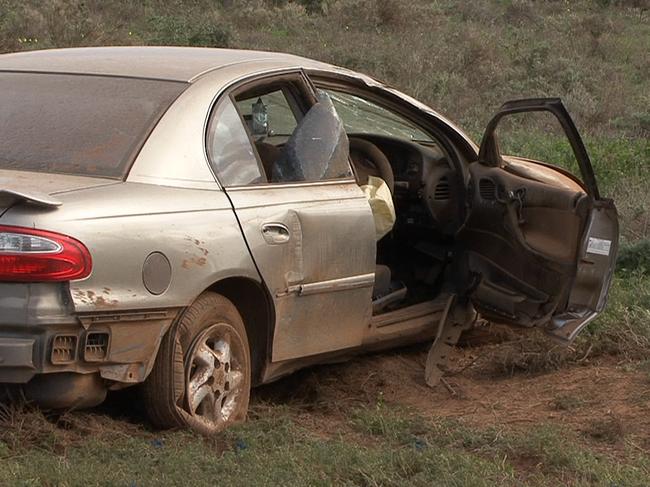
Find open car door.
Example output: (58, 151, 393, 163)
(459, 98, 619, 343)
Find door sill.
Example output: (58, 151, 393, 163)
(364, 294, 451, 345)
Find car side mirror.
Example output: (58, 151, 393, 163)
(479, 132, 502, 168)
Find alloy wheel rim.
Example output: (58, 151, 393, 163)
(184, 323, 245, 427)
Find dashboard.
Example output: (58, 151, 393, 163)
(348, 133, 461, 235)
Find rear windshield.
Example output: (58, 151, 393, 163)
(0, 72, 186, 179)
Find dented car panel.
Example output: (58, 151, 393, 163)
(0, 47, 618, 412)
(227, 181, 376, 361)
(1, 180, 260, 312)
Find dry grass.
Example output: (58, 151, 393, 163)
(0, 398, 153, 459)
(1, 0, 648, 137)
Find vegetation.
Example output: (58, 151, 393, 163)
(1, 400, 649, 486)
(0, 402, 650, 486)
(0, 1, 648, 485)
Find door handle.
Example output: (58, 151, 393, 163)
(261, 223, 291, 244)
(500, 188, 527, 224)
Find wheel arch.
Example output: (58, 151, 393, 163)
(207, 276, 275, 385)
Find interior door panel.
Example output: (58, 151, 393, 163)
(461, 99, 619, 340)
(460, 162, 588, 326)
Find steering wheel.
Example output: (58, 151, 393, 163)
(349, 137, 394, 194)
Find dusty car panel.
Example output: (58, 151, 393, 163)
(227, 181, 376, 361)
(0, 177, 262, 390)
(1, 181, 260, 312)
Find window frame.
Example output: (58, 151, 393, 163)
(308, 73, 479, 163)
(204, 70, 357, 189)
(308, 73, 473, 225)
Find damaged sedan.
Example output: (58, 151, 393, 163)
(0, 47, 618, 434)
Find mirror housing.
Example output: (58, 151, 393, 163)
(479, 132, 502, 168)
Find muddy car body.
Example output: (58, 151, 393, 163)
(0, 47, 618, 433)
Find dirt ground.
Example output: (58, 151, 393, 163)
(253, 331, 650, 459)
(5, 326, 650, 469)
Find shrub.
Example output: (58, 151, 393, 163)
(146, 14, 231, 47)
(617, 240, 650, 276)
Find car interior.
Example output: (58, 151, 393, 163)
(233, 81, 464, 317)
(345, 132, 459, 315)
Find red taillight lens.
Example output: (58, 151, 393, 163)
(0, 225, 92, 282)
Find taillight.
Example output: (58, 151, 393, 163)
(0, 225, 92, 282)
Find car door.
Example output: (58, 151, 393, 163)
(206, 71, 376, 362)
(459, 98, 619, 343)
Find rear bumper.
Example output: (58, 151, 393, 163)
(0, 337, 37, 382)
(0, 282, 178, 385)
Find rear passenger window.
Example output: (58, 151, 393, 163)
(236, 89, 298, 141)
(206, 98, 266, 186)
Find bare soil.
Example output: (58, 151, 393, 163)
(5, 330, 649, 467)
(254, 333, 650, 457)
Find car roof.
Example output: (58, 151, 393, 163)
(0, 46, 335, 82)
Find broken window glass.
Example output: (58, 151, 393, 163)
(273, 93, 353, 182)
(323, 89, 433, 142)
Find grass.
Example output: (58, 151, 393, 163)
(0, 401, 648, 486)
(0, 1, 647, 233)
(1, 1, 646, 232)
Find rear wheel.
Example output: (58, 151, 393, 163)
(142, 292, 251, 435)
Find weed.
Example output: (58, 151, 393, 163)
(618, 240, 650, 276)
(585, 416, 625, 444)
(350, 402, 430, 443)
(551, 394, 587, 411)
(145, 14, 231, 47)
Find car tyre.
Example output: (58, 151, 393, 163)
(142, 292, 251, 435)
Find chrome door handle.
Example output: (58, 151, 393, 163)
(261, 223, 291, 244)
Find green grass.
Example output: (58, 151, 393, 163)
(1, 403, 648, 486)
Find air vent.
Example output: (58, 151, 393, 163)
(84, 332, 110, 362)
(434, 176, 450, 200)
(479, 178, 497, 200)
(51, 335, 77, 364)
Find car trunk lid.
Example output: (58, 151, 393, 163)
(0, 169, 118, 216)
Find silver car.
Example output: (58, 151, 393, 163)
(0, 47, 618, 434)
